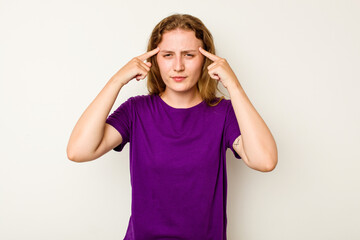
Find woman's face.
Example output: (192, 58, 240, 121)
(156, 29, 204, 95)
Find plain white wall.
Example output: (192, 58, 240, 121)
(1, 0, 359, 239)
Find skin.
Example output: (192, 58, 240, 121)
(67, 28, 277, 172)
(198, 47, 278, 172)
(155, 29, 277, 172)
(66, 48, 160, 162)
(156, 29, 204, 108)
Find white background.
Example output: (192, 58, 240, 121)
(1, 0, 359, 239)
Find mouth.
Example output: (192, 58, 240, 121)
(171, 76, 187, 82)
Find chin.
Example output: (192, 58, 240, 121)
(167, 83, 197, 93)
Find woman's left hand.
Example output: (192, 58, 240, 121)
(199, 47, 240, 89)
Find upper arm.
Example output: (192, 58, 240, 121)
(233, 135, 277, 172)
(92, 123, 123, 160)
(232, 135, 251, 167)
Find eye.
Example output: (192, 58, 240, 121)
(163, 54, 172, 57)
(185, 54, 194, 57)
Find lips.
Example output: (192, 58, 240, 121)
(171, 76, 187, 82)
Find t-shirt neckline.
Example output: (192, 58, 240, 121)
(156, 94, 205, 111)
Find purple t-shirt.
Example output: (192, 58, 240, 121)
(106, 94, 241, 240)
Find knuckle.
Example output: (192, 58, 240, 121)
(136, 62, 142, 68)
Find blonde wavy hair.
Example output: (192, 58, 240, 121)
(146, 14, 224, 106)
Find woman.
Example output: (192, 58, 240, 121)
(67, 14, 277, 240)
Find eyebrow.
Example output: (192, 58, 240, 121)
(160, 50, 198, 53)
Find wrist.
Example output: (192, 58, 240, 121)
(226, 78, 243, 92)
(109, 76, 127, 89)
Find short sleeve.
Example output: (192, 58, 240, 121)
(105, 97, 133, 152)
(224, 102, 242, 159)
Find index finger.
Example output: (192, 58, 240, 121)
(199, 47, 221, 61)
(138, 47, 160, 61)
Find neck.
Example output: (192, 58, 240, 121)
(159, 87, 203, 109)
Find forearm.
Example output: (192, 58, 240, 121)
(228, 81, 277, 169)
(67, 77, 124, 159)
(66, 47, 159, 161)
(197, 47, 277, 170)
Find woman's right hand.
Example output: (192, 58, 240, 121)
(112, 47, 160, 86)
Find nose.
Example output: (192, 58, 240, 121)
(173, 55, 185, 72)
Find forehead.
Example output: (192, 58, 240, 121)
(158, 29, 203, 50)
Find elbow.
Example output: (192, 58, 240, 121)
(67, 147, 80, 162)
(259, 144, 278, 172)
(243, 141, 278, 172)
(259, 153, 278, 172)
(67, 139, 80, 162)
(261, 159, 277, 172)
(66, 145, 89, 163)
(249, 150, 277, 172)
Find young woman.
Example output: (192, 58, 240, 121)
(67, 14, 277, 240)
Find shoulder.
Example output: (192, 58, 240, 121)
(115, 95, 151, 112)
(125, 94, 153, 105)
(198, 97, 233, 123)
(218, 97, 232, 106)
(125, 94, 158, 111)
(209, 97, 233, 113)
(128, 94, 151, 101)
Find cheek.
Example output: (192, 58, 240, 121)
(188, 58, 204, 75)
(157, 58, 171, 71)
